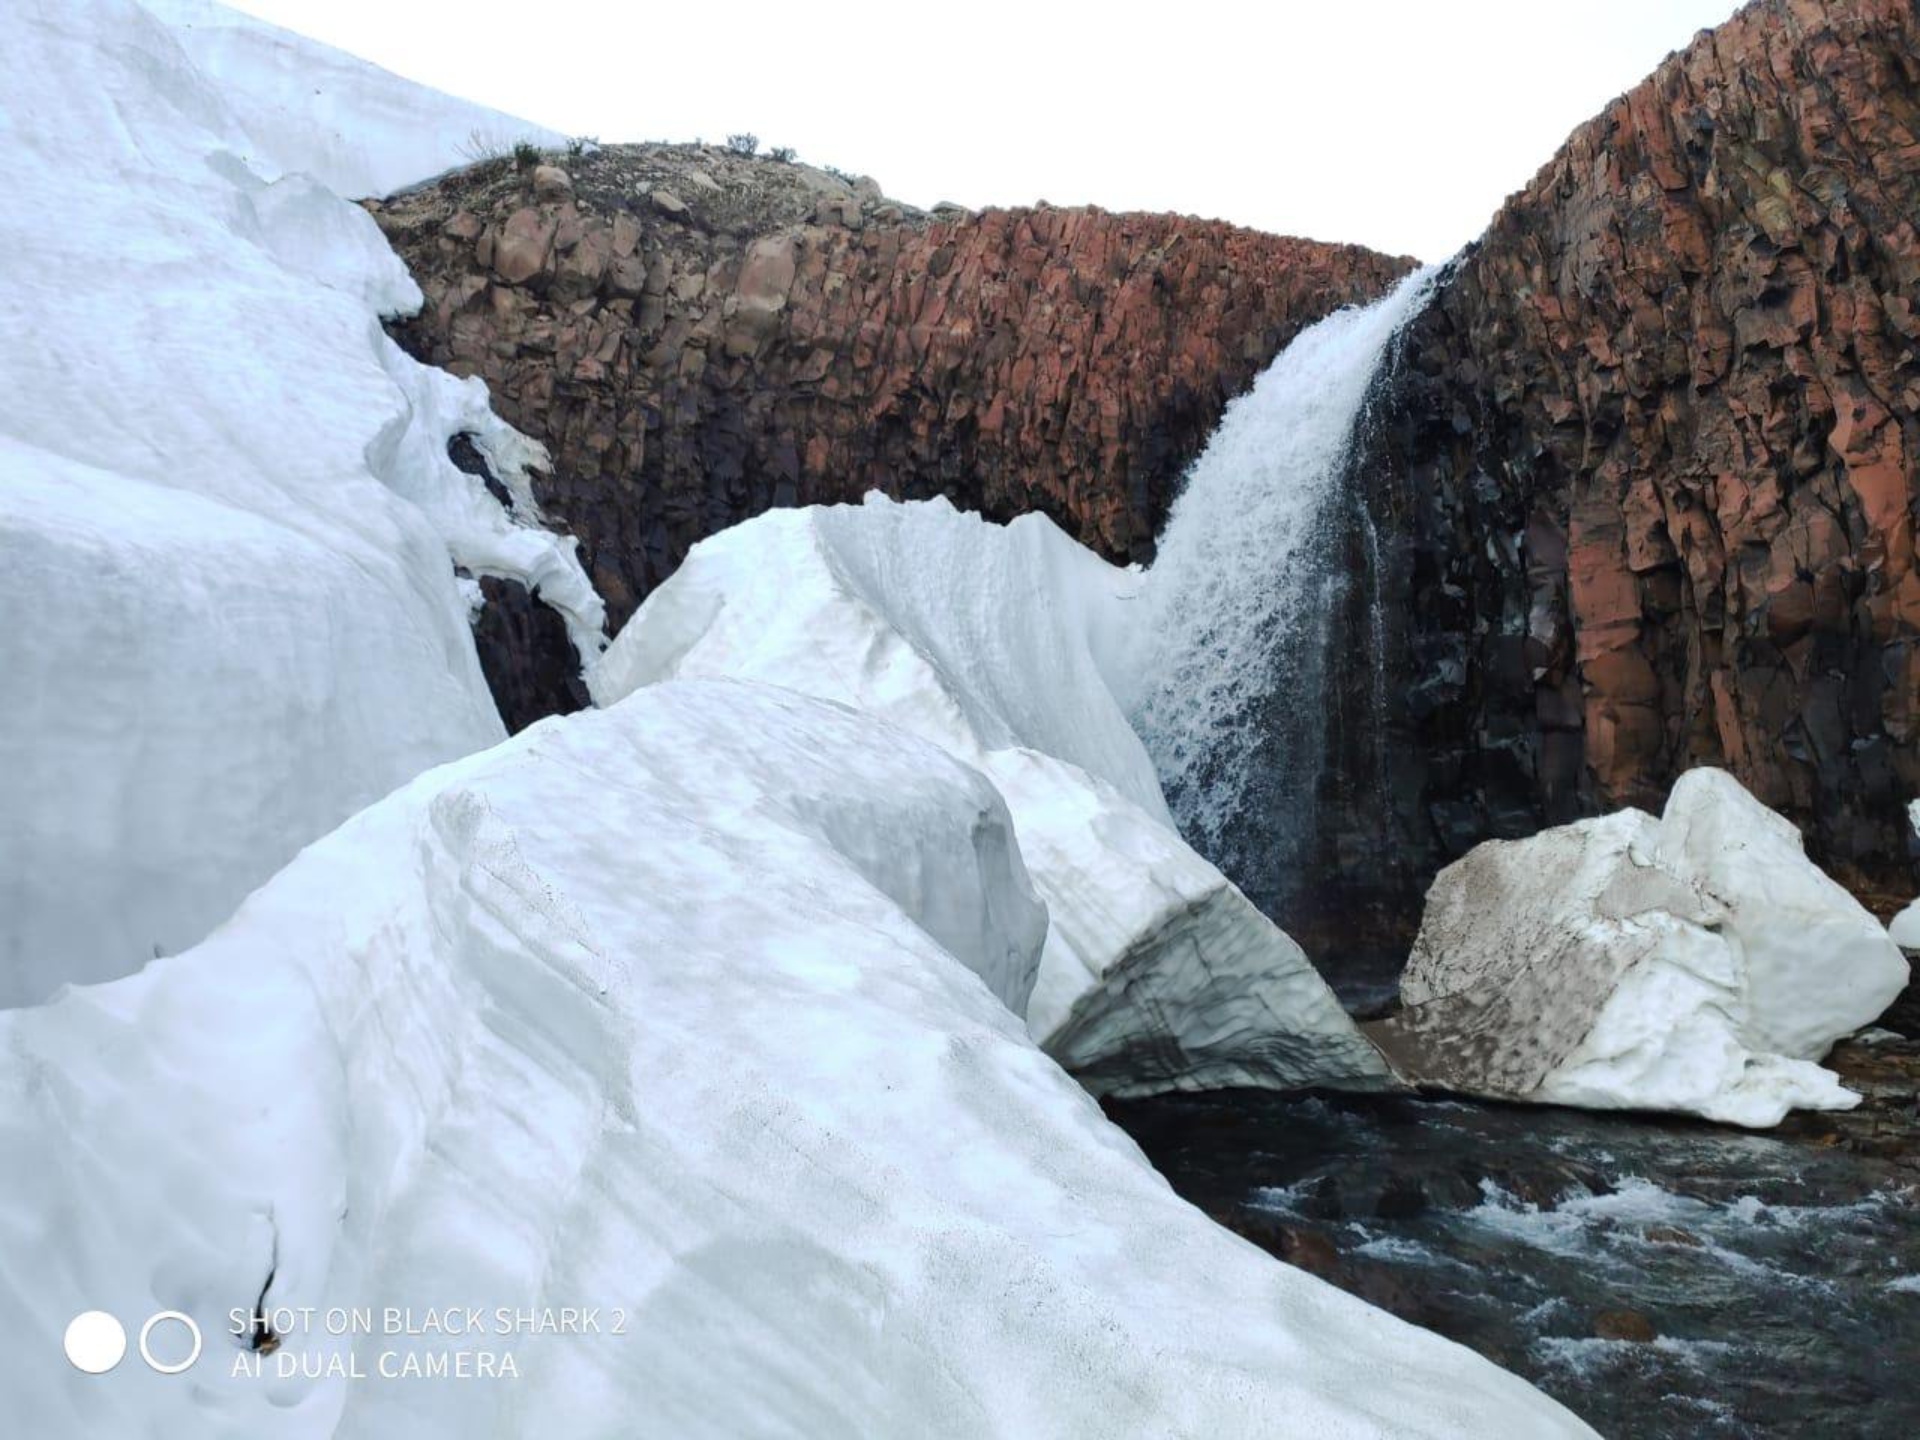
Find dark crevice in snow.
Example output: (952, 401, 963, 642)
(247, 1216, 282, 1355)
(468, 574, 593, 733)
(448, 430, 515, 513)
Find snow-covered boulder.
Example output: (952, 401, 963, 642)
(1892, 903, 1920, 953)
(0, 679, 1589, 1439)
(1372, 769, 1910, 1127)
(0, 0, 599, 1003)
(591, 496, 1393, 1097)
(1889, 800, 1920, 953)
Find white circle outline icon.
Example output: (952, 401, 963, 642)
(138, 1311, 203, 1374)
(63, 1311, 127, 1374)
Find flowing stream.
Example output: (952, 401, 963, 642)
(1108, 273, 1920, 1439)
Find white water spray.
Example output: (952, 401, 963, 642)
(1127, 266, 1440, 882)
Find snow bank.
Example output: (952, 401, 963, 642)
(0, 0, 601, 1004)
(1892, 903, 1920, 952)
(992, 749, 1392, 1095)
(0, 679, 1588, 1439)
(1889, 801, 1920, 952)
(143, 0, 565, 197)
(1372, 769, 1910, 1127)
(590, 496, 1392, 1097)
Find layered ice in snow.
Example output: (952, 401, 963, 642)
(0, 0, 599, 1004)
(0, 680, 1591, 1439)
(1371, 769, 1910, 1127)
(591, 495, 1394, 1096)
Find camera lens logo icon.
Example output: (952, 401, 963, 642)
(64, 1310, 203, 1375)
(63, 1312, 126, 1375)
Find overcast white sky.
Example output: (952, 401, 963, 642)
(224, 0, 1739, 261)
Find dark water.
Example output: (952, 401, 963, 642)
(1107, 1082, 1920, 1438)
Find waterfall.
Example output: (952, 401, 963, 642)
(1127, 266, 1440, 920)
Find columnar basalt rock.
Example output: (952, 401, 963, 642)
(1345, 0, 1920, 922)
(371, 145, 1410, 723)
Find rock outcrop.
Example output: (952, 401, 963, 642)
(371, 145, 1410, 722)
(1347, 0, 1920, 917)
(373, 0, 1917, 944)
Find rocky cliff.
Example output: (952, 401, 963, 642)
(374, 0, 1918, 944)
(373, 147, 1409, 722)
(1335, 0, 1920, 928)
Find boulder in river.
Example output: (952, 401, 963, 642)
(1370, 769, 1910, 1127)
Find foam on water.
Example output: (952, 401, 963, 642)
(1350, 1233, 1459, 1267)
(1534, 1337, 1736, 1379)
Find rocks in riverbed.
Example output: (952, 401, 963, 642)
(1642, 1225, 1704, 1249)
(1592, 1310, 1658, 1345)
(1371, 768, 1910, 1127)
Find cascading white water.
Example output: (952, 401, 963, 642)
(1126, 266, 1440, 893)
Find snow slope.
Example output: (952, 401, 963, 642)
(1373, 770, 1909, 1127)
(0, 680, 1590, 1439)
(0, 0, 600, 1004)
(591, 497, 1394, 1096)
(143, 0, 565, 197)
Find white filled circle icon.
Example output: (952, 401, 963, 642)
(63, 1311, 127, 1374)
(138, 1311, 203, 1374)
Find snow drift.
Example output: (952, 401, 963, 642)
(0, 0, 599, 1004)
(143, 0, 566, 198)
(1370, 769, 1910, 1127)
(0, 680, 1590, 1439)
(590, 496, 1394, 1097)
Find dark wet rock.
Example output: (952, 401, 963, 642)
(1778, 1030, 1920, 1176)
(1642, 1225, 1704, 1248)
(466, 575, 590, 733)
(1593, 1309, 1658, 1344)
(1276, 1225, 1341, 1278)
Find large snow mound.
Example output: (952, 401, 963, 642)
(0, 679, 1590, 1438)
(142, 0, 565, 197)
(1371, 769, 1910, 1127)
(0, 0, 601, 1005)
(591, 496, 1392, 1097)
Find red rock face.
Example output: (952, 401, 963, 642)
(374, 148, 1410, 648)
(375, 0, 1917, 928)
(1356, 0, 1920, 907)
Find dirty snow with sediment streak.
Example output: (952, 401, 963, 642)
(1376, 769, 1909, 1126)
(0, 0, 599, 1005)
(0, 680, 1594, 1439)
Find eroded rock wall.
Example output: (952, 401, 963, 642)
(1349, 0, 1920, 918)
(373, 145, 1410, 725)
